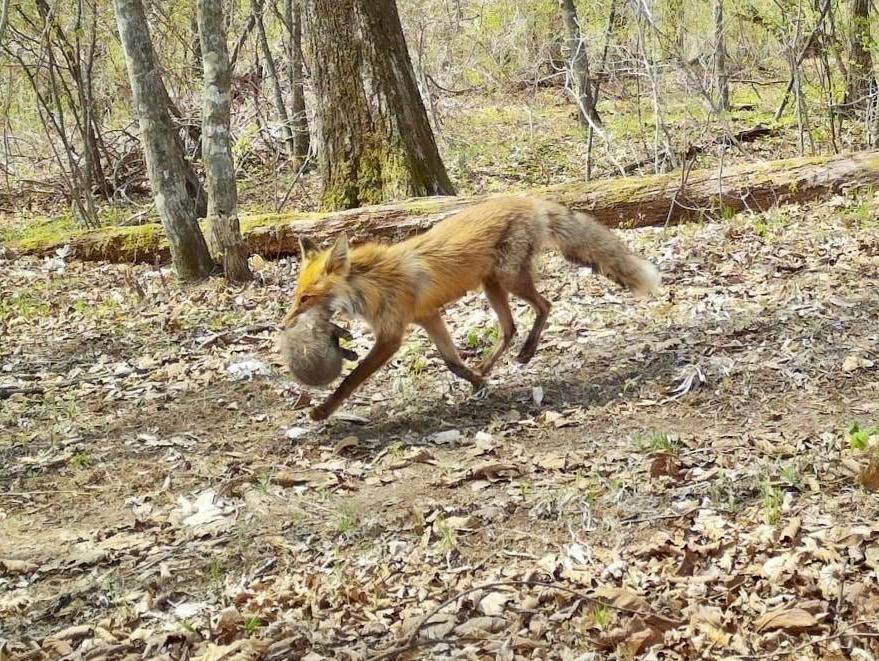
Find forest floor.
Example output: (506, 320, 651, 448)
(2, 188, 879, 659)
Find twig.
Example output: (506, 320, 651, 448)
(366, 578, 681, 661)
(0, 384, 45, 399)
(664, 156, 695, 228)
(276, 151, 313, 211)
(622, 506, 700, 525)
(229, 14, 256, 71)
(734, 620, 879, 659)
(0, 490, 92, 497)
(774, 0, 832, 121)
(197, 323, 276, 349)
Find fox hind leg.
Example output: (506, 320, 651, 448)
(508, 270, 551, 364)
(417, 313, 486, 391)
(477, 278, 517, 376)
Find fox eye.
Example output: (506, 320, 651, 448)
(299, 294, 313, 304)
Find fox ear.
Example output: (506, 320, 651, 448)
(325, 233, 349, 274)
(298, 236, 318, 259)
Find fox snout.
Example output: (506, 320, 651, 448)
(281, 292, 327, 327)
(280, 307, 300, 328)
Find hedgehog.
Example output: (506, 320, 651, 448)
(277, 307, 357, 387)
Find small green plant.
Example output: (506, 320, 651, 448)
(206, 558, 225, 587)
(243, 616, 263, 634)
(752, 218, 770, 239)
(386, 441, 405, 459)
(335, 503, 359, 535)
(0, 293, 50, 322)
(780, 462, 802, 488)
(435, 519, 457, 552)
(402, 341, 428, 377)
(637, 431, 678, 455)
(208, 311, 238, 332)
(71, 299, 91, 316)
(592, 605, 612, 629)
(255, 471, 272, 493)
(848, 423, 876, 451)
(848, 199, 872, 227)
(709, 470, 741, 510)
(465, 325, 498, 358)
(761, 483, 783, 524)
(69, 451, 91, 469)
(751, 209, 787, 241)
(841, 190, 875, 228)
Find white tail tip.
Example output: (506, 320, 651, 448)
(634, 259, 661, 297)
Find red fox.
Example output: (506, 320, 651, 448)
(282, 196, 659, 420)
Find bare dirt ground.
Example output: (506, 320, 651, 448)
(2, 195, 879, 660)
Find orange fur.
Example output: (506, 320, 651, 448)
(283, 196, 659, 420)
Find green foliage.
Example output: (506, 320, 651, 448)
(849, 423, 877, 451)
(0, 292, 50, 322)
(206, 558, 226, 588)
(465, 325, 498, 359)
(402, 340, 429, 377)
(69, 451, 92, 469)
(591, 605, 612, 629)
(243, 616, 263, 634)
(780, 461, 802, 488)
(435, 519, 457, 552)
(335, 502, 359, 535)
(637, 431, 679, 454)
(761, 483, 783, 524)
(255, 471, 273, 493)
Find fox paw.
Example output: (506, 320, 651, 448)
(516, 347, 536, 364)
(310, 403, 332, 421)
(470, 384, 491, 401)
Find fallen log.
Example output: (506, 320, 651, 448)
(16, 150, 879, 264)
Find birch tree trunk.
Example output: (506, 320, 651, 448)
(714, 0, 730, 111)
(303, 0, 455, 210)
(252, 0, 295, 158)
(198, 0, 253, 283)
(286, 0, 310, 165)
(114, 0, 214, 281)
(559, 0, 601, 128)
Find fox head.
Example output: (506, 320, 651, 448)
(282, 234, 350, 327)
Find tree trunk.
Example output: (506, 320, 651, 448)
(198, 0, 253, 283)
(113, 0, 214, 281)
(303, 0, 455, 210)
(714, 0, 730, 111)
(664, 0, 685, 57)
(252, 0, 296, 158)
(845, 0, 876, 109)
(190, 13, 203, 77)
(40, 151, 879, 264)
(0, 0, 10, 48)
(286, 0, 310, 165)
(559, 0, 601, 128)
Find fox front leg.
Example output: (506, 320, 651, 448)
(310, 336, 402, 420)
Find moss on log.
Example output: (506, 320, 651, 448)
(12, 150, 879, 264)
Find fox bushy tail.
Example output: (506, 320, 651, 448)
(546, 207, 660, 296)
